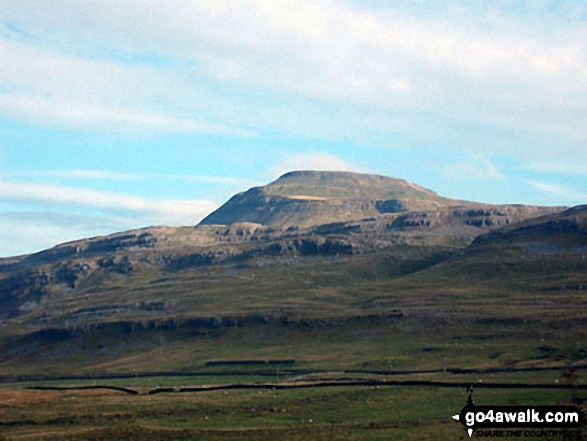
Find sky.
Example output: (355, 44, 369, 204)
(0, 0, 586, 257)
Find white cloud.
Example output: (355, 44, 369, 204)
(271, 152, 358, 178)
(0, 93, 254, 137)
(146, 174, 254, 187)
(527, 180, 587, 203)
(442, 159, 503, 180)
(0, 0, 585, 155)
(0, 211, 130, 257)
(6, 169, 255, 187)
(524, 161, 587, 175)
(0, 219, 88, 257)
(0, 178, 230, 256)
(0, 181, 218, 225)
(8, 169, 140, 181)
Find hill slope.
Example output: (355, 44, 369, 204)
(0, 171, 581, 378)
(199, 171, 460, 227)
(0, 205, 585, 377)
(0, 204, 563, 325)
(361, 204, 587, 323)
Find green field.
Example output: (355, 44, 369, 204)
(1, 377, 583, 441)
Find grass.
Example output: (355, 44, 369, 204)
(2, 317, 584, 377)
(3, 247, 455, 333)
(1, 382, 582, 441)
(1, 220, 587, 439)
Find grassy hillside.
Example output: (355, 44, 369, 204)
(1, 207, 586, 378)
(1, 206, 586, 440)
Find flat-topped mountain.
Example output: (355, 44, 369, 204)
(2, 170, 586, 382)
(199, 171, 459, 227)
(0, 170, 566, 329)
(199, 171, 563, 228)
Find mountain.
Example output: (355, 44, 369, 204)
(470, 203, 587, 251)
(1, 171, 581, 378)
(200, 171, 459, 227)
(199, 171, 564, 228)
(0, 176, 563, 326)
(368, 204, 587, 305)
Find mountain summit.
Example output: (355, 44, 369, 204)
(200, 171, 458, 227)
(0, 169, 570, 371)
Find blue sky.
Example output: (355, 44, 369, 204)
(0, 0, 586, 257)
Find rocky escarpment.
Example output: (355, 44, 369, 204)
(0, 171, 567, 325)
(386, 206, 562, 232)
(469, 205, 587, 252)
(0, 204, 565, 322)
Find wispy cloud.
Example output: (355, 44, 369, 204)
(271, 152, 358, 179)
(0, 1, 585, 153)
(0, 210, 122, 230)
(0, 181, 218, 225)
(8, 169, 140, 181)
(0, 0, 586, 255)
(442, 159, 503, 180)
(0, 180, 220, 257)
(0, 219, 91, 257)
(0, 93, 254, 137)
(6, 169, 254, 186)
(0, 211, 140, 257)
(523, 161, 587, 176)
(527, 180, 587, 203)
(146, 174, 254, 186)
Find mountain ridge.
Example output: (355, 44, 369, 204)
(1, 170, 586, 385)
(0, 170, 568, 329)
(199, 170, 561, 227)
